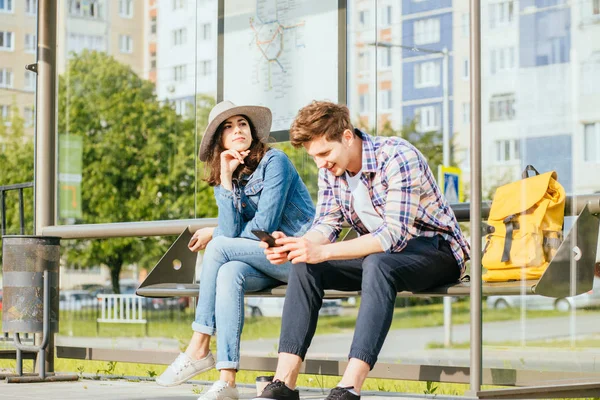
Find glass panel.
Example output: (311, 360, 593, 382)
(481, 0, 600, 395)
(0, 0, 36, 239)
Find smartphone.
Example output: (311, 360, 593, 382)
(251, 230, 279, 247)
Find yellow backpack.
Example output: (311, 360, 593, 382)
(482, 166, 566, 282)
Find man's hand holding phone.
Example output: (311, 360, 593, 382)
(255, 231, 290, 265)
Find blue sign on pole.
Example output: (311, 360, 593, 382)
(438, 166, 463, 204)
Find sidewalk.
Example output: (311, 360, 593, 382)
(0, 377, 467, 400)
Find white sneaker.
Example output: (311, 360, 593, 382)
(198, 380, 239, 400)
(156, 352, 215, 387)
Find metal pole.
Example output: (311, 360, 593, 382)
(35, 0, 58, 375)
(441, 46, 452, 348)
(469, 0, 483, 395)
(442, 47, 450, 167)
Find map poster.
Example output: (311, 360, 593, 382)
(219, 0, 345, 140)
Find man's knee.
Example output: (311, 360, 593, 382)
(362, 254, 391, 278)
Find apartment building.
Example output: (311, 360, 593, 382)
(155, 0, 217, 118)
(0, 0, 38, 133)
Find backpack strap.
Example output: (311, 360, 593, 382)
(501, 215, 519, 262)
(521, 165, 540, 179)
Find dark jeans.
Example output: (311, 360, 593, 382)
(277, 235, 460, 369)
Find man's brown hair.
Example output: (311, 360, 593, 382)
(289, 101, 354, 148)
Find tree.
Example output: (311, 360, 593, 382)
(0, 100, 35, 233)
(355, 117, 448, 175)
(57, 51, 217, 293)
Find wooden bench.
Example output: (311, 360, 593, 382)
(96, 294, 148, 336)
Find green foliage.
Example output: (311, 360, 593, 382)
(0, 101, 35, 263)
(96, 361, 118, 376)
(424, 380, 438, 395)
(356, 118, 450, 176)
(56, 51, 217, 292)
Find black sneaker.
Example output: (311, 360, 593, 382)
(253, 379, 300, 400)
(325, 386, 361, 400)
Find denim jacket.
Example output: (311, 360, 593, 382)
(213, 148, 315, 240)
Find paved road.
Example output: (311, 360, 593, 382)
(55, 314, 600, 372)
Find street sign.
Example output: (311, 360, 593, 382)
(58, 135, 83, 219)
(438, 165, 463, 204)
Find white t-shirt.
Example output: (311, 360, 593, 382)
(345, 170, 384, 233)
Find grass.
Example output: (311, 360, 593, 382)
(53, 300, 594, 341)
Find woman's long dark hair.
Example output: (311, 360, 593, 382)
(204, 115, 269, 186)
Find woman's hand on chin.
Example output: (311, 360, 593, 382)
(220, 149, 250, 177)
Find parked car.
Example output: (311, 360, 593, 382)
(245, 297, 342, 317)
(59, 290, 97, 311)
(486, 277, 600, 312)
(150, 297, 190, 311)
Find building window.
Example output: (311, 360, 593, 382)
(489, 93, 516, 122)
(69, 0, 101, 19)
(119, 0, 133, 18)
(380, 89, 392, 110)
(150, 16, 157, 34)
(173, 65, 187, 82)
(150, 52, 156, 69)
(594, 0, 600, 15)
(414, 18, 440, 45)
(174, 99, 189, 117)
(379, 47, 392, 68)
(462, 13, 470, 37)
(24, 70, 36, 91)
(24, 107, 34, 127)
(463, 58, 469, 79)
(67, 33, 105, 55)
(495, 139, 520, 163)
(173, 28, 187, 46)
(414, 61, 440, 88)
(0, 0, 13, 12)
(380, 5, 392, 27)
(25, 34, 36, 53)
(415, 106, 440, 132)
(173, 0, 185, 10)
(26, 0, 36, 14)
(489, 1, 514, 29)
(463, 102, 470, 124)
(359, 94, 369, 113)
(201, 60, 212, 76)
(358, 10, 370, 28)
(0, 31, 14, 51)
(584, 123, 600, 162)
(119, 35, 133, 53)
(358, 51, 370, 72)
(202, 23, 211, 40)
(0, 105, 10, 121)
(490, 47, 515, 74)
(0, 68, 13, 88)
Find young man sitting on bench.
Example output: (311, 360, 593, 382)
(254, 101, 470, 400)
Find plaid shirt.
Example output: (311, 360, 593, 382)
(308, 130, 470, 275)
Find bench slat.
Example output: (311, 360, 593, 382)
(135, 280, 540, 299)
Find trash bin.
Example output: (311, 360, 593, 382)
(2, 236, 60, 334)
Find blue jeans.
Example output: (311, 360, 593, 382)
(192, 236, 290, 370)
(277, 235, 460, 369)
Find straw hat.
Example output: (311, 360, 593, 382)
(198, 101, 272, 161)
